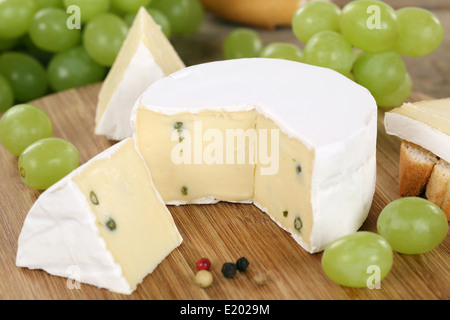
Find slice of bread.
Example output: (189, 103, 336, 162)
(399, 140, 438, 197)
(425, 159, 450, 220)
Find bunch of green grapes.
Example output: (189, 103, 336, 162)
(0, 103, 80, 190)
(0, 0, 205, 113)
(223, 0, 443, 109)
(322, 197, 447, 288)
(294, 0, 443, 108)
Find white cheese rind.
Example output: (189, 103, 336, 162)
(384, 111, 450, 163)
(96, 42, 165, 140)
(131, 58, 377, 253)
(16, 139, 182, 294)
(16, 180, 132, 294)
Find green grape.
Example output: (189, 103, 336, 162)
(0, 0, 37, 40)
(33, 0, 63, 9)
(340, 0, 399, 53)
(83, 13, 129, 67)
(394, 8, 444, 57)
(223, 28, 263, 60)
(124, 8, 171, 38)
(0, 52, 48, 102)
(303, 31, 354, 75)
(47, 46, 106, 92)
(18, 137, 79, 190)
(353, 51, 406, 97)
(0, 104, 53, 156)
(374, 72, 412, 109)
(292, 1, 341, 43)
(377, 197, 448, 255)
(111, 0, 151, 13)
(29, 8, 81, 53)
(63, 0, 110, 23)
(150, 0, 204, 36)
(260, 42, 303, 62)
(0, 75, 13, 113)
(322, 231, 393, 288)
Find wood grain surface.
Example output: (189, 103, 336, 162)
(0, 83, 448, 300)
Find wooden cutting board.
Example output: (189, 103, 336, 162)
(0, 84, 448, 300)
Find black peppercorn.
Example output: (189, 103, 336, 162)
(221, 262, 237, 278)
(236, 257, 249, 272)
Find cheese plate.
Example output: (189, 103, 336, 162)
(0, 83, 448, 300)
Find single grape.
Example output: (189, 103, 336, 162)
(292, 1, 341, 43)
(353, 51, 406, 97)
(260, 42, 303, 62)
(0, 75, 14, 113)
(303, 30, 354, 75)
(29, 8, 81, 53)
(322, 231, 393, 288)
(374, 72, 412, 109)
(223, 28, 263, 60)
(0, 0, 37, 40)
(340, 0, 399, 53)
(33, 0, 63, 10)
(377, 197, 448, 254)
(111, 0, 151, 13)
(150, 0, 204, 36)
(83, 13, 129, 67)
(63, 0, 110, 23)
(0, 52, 48, 102)
(18, 137, 79, 190)
(47, 46, 106, 92)
(0, 104, 53, 156)
(124, 8, 171, 38)
(393, 7, 444, 57)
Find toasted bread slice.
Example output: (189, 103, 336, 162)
(425, 159, 450, 220)
(399, 140, 438, 197)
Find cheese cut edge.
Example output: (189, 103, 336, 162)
(16, 138, 183, 294)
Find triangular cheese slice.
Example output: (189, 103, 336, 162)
(95, 7, 185, 141)
(16, 138, 182, 294)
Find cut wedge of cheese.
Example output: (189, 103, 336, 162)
(95, 7, 185, 141)
(16, 138, 182, 294)
(131, 58, 378, 253)
(385, 98, 450, 163)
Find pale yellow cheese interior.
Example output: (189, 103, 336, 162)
(96, 8, 185, 125)
(136, 108, 314, 248)
(136, 109, 256, 203)
(72, 139, 182, 291)
(390, 98, 450, 135)
(254, 114, 314, 247)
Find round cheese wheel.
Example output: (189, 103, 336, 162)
(200, 0, 327, 29)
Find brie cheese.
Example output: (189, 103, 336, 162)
(131, 58, 378, 253)
(385, 98, 450, 163)
(16, 138, 182, 294)
(95, 7, 185, 141)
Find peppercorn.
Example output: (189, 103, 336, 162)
(236, 257, 249, 272)
(196, 258, 211, 271)
(194, 270, 213, 288)
(221, 262, 237, 278)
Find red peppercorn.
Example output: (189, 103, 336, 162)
(196, 258, 211, 271)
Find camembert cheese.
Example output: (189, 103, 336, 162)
(131, 58, 378, 253)
(95, 7, 185, 141)
(385, 98, 450, 163)
(16, 138, 182, 294)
